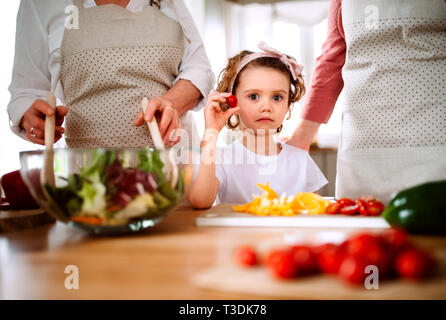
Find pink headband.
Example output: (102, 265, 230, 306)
(229, 41, 304, 93)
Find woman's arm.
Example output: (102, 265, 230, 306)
(162, 79, 202, 117)
(7, 0, 52, 142)
(286, 118, 321, 151)
(133, 79, 201, 145)
(7, 1, 68, 145)
(287, 0, 346, 150)
(165, 0, 215, 111)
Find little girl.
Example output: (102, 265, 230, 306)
(188, 42, 328, 208)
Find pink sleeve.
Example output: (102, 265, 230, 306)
(300, 0, 346, 124)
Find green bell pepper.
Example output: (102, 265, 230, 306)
(383, 180, 446, 235)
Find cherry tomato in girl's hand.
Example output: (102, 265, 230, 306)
(226, 95, 238, 109)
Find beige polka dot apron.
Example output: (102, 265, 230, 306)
(338, 0, 446, 203)
(60, 0, 197, 149)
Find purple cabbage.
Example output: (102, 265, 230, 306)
(105, 160, 157, 208)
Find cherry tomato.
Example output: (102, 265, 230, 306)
(290, 245, 318, 276)
(235, 245, 257, 267)
(337, 198, 356, 207)
(339, 256, 369, 284)
(347, 233, 381, 257)
(340, 204, 360, 215)
(359, 195, 378, 202)
(395, 248, 436, 280)
(266, 249, 297, 279)
(361, 243, 393, 278)
(316, 243, 347, 274)
(356, 199, 369, 216)
(325, 203, 341, 214)
(364, 200, 385, 216)
(380, 228, 409, 253)
(226, 95, 238, 109)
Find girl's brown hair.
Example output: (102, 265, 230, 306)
(216, 50, 306, 131)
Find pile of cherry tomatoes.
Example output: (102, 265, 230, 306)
(325, 196, 385, 216)
(234, 228, 437, 285)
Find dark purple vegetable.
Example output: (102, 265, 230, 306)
(106, 160, 157, 207)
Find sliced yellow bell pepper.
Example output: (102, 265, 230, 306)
(257, 182, 279, 200)
(232, 183, 331, 216)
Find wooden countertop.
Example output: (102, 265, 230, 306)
(1, 204, 445, 300)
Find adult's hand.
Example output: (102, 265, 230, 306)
(20, 99, 68, 145)
(286, 118, 321, 151)
(134, 96, 182, 147)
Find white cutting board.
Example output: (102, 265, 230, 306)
(195, 204, 390, 228)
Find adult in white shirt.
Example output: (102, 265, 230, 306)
(7, 0, 214, 148)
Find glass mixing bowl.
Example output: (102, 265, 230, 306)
(20, 148, 194, 235)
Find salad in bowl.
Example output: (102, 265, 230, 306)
(20, 148, 187, 234)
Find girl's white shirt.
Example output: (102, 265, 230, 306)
(213, 140, 328, 204)
(7, 0, 214, 139)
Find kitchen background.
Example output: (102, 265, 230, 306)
(0, 0, 341, 196)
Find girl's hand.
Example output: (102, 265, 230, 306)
(204, 92, 240, 132)
(134, 96, 182, 147)
(20, 100, 68, 145)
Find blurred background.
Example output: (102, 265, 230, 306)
(0, 0, 340, 195)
